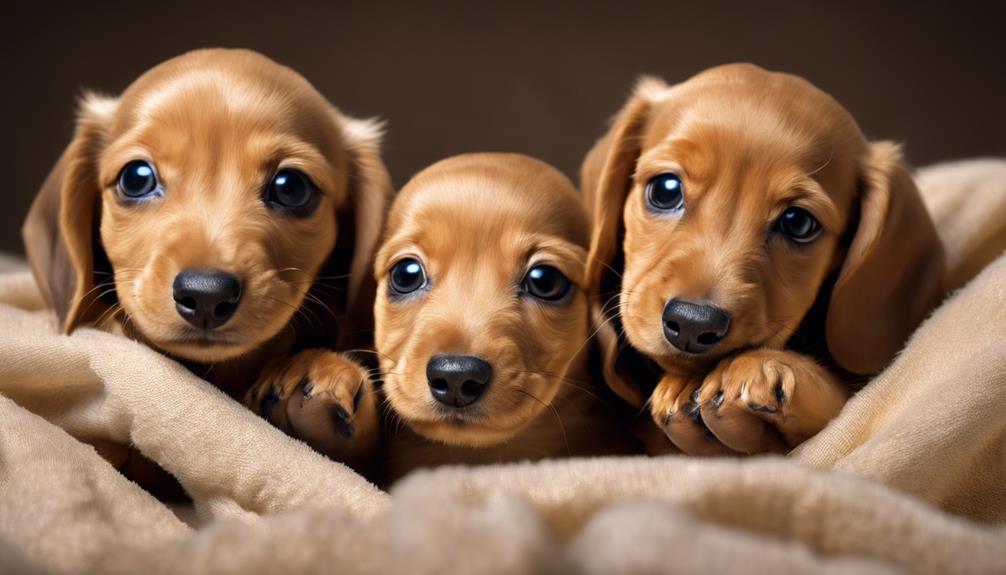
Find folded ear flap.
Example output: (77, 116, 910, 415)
(22, 94, 118, 333)
(826, 141, 945, 374)
(329, 112, 393, 348)
(581, 77, 665, 408)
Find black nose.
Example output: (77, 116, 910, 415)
(172, 269, 242, 330)
(662, 298, 731, 354)
(426, 354, 493, 408)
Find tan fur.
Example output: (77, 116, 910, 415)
(375, 153, 639, 481)
(22, 49, 392, 477)
(582, 64, 945, 455)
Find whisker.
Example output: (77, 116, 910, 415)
(516, 388, 569, 455)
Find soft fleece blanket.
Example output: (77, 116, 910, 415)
(1, 159, 1005, 575)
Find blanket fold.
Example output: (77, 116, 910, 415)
(1, 159, 1005, 574)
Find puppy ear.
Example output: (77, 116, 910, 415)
(584, 76, 664, 289)
(582, 77, 666, 407)
(330, 112, 393, 347)
(22, 93, 118, 333)
(826, 142, 945, 374)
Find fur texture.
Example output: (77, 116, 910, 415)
(374, 153, 640, 481)
(582, 64, 945, 455)
(22, 48, 392, 475)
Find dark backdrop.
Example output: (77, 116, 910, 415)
(4, 0, 1004, 254)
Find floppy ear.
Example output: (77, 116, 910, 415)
(329, 112, 393, 348)
(826, 141, 945, 374)
(581, 77, 666, 408)
(22, 94, 118, 333)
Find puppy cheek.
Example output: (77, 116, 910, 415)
(619, 273, 666, 357)
(383, 319, 436, 420)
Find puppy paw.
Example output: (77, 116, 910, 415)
(246, 349, 379, 465)
(649, 372, 737, 456)
(697, 349, 848, 451)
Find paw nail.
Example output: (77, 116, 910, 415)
(687, 402, 703, 422)
(774, 381, 786, 404)
(331, 406, 354, 439)
(303, 381, 314, 398)
(690, 388, 701, 403)
(353, 381, 366, 411)
(259, 394, 278, 418)
(712, 390, 724, 408)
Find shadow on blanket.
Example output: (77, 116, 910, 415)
(1, 159, 1005, 574)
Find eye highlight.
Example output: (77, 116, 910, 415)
(645, 173, 685, 213)
(264, 169, 319, 215)
(389, 258, 427, 296)
(775, 206, 822, 243)
(117, 160, 162, 200)
(521, 265, 571, 301)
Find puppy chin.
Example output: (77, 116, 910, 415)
(407, 418, 524, 448)
(155, 338, 257, 363)
(128, 316, 266, 364)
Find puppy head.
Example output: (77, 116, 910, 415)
(583, 64, 943, 392)
(375, 153, 590, 447)
(23, 49, 391, 362)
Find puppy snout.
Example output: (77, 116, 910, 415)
(426, 354, 493, 408)
(172, 268, 242, 330)
(662, 298, 731, 354)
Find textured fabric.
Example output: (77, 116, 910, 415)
(1, 159, 1004, 574)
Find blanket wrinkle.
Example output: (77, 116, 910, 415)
(1, 159, 1005, 574)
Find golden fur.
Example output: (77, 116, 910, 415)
(22, 49, 391, 474)
(582, 64, 945, 455)
(375, 153, 639, 480)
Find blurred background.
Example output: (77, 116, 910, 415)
(3, 0, 1004, 254)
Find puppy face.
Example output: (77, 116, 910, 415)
(620, 68, 859, 371)
(584, 64, 943, 382)
(375, 154, 590, 447)
(24, 49, 390, 364)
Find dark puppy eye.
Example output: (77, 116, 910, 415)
(521, 265, 571, 301)
(389, 258, 427, 295)
(264, 169, 319, 215)
(645, 173, 685, 212)
(117, 160, 160, 199)
(776, 206, 822, 243)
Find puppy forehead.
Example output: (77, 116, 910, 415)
(391, 154, 589, 249)
(110, 50, 340, 156)
(640, 70, 863, 203)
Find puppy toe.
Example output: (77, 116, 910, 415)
(661, 382, 736, 456)
(742, 360, 793, 416)
(702, 399, 787, 454)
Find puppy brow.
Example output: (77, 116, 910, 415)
(524, 238, 587, 285)
(776, 184, 840, 228)
(255, 139, 335, 192)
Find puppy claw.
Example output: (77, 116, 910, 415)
(259, 391, 279, 419)
(331, 405, 355, 439)
(746, 402, 779, 414)
(711, 390, 724, 408)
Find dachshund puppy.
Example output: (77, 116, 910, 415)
(22, 49, 388, 473)
(582, 64, 945, 455)
(374, 153, 639, 480)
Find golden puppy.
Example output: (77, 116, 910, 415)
(375, 153, 639, 480)
(22, 49, 388, 473)
(582, 64, 945, 455)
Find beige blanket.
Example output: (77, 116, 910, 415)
(1, 159, 1005, 575)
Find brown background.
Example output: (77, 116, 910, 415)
(3, 0, 1004, 254)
